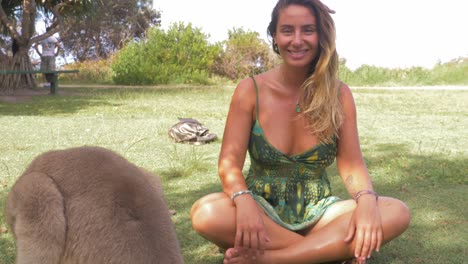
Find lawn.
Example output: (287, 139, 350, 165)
(0, 85, 466, 264)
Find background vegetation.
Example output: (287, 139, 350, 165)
(0, 0, 101, 91)
(339, 57, 468, 87)
(111, 22, 220, 85)
(211, 27, 277, 80)
(0, 86, 466, 263)
(2, 1, 467, 89)
(59, 22, 467, 86)
(60, 0, 160, 62)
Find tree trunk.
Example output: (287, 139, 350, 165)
(0, 47, 37, 95)
(0, 54, 10, 94)
(0, 0, 37, 95)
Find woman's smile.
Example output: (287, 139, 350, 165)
(287, 49, 309, 60)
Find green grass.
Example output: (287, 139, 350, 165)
(0, 86, 467, 263)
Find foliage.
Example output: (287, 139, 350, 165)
(111, 22, 221, 85)
(0, 0, 96, 45)
(60, 0, 160, 61)
(430, 57, 468, 85)
(60, 57, 114, 84)
(0, 0, 97, 92)
(212, 27, 279, 80)
(339, 57, 468, 86)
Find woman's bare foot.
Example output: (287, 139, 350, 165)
(223, 248, 241, 264)
(223, 248, 364, 264)
(345, 257, 365, 264)
(223, 248, 259, 264)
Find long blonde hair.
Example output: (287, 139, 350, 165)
(268, 0, 344, 143)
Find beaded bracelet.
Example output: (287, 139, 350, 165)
(354, 190, 378, 203)
(230, 190, 252, 204)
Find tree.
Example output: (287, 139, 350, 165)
(0, 0, 95, 94)
(60, 0, 160, 62)
(212, 27, 278, 80)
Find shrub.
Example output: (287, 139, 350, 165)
(212, 27, 279, 80)
(60, 58, 114, 84)
(111, 22, 221, 85)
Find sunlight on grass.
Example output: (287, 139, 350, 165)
(160, 145, 215, 178)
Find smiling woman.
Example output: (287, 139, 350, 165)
(189, 1, 410, 264)
(272, 5, 319, 67)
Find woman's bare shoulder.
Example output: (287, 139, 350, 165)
(337, 81, 357, 117)
(338, 81, 354, 101)
(337, 80, 351, 92)
(225, 77, 256, 117)
(234, 77, 256, 98)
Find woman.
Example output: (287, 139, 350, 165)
(190, 1, 410, 263)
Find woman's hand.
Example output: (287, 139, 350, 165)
(233, 194, 270, 260)
(344, 196, 382, 263)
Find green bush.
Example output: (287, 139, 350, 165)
(112, 41, 152, 85)
(212, 27, 279, 80)
(111, 22, 221, 85)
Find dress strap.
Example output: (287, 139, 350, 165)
(251, 76, 260, 119)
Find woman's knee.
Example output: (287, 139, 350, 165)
(394, 199, 411, 229)
(190, 198, 214, 233)
(381, 197, 411, 234)
(190, 193, 232, 235)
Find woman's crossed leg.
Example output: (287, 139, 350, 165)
(190, 193, 410, 264)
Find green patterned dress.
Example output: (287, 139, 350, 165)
(246, 77, 341, 231)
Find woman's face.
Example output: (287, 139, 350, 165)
(273, 4, 319, 68)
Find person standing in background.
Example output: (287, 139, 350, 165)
(34, 27, 60, 87)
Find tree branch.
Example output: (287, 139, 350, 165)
(30, 2, 68, 45)
(21, 0, 37, 40)
(0, 0, 21, 41)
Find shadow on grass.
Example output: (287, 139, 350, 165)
(0, 94, 113, 117)
(160, 177, 224, 263)
(367, 142, 466, 186)
(329, 143, 466, 263)
(0, 86, 226, 117)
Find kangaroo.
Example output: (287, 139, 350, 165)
(6, 146, 184, 264)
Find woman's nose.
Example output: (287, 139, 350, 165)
(292, 32, 303, 46)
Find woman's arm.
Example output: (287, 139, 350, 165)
(218, 77, 255, 196)
(218, 77, 270, 258)
(336, 84, 382, 260)
(336, 84, 373, 196)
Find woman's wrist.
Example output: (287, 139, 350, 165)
(231, 190, 252, 204)
(354, 190, 378, 203)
